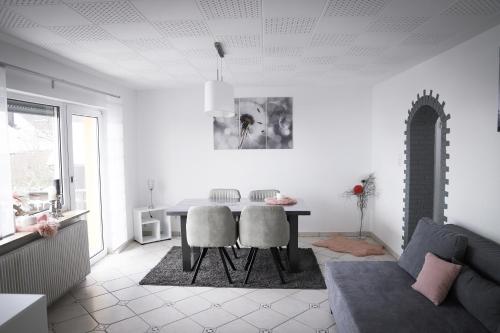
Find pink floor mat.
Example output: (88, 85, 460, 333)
(313, 235, 385, 257)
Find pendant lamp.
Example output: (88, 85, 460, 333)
(204, 42, 234, 118)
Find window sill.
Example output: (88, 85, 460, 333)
(0, 210, 89, 256)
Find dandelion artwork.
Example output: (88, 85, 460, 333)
(213, 97, 293, 150)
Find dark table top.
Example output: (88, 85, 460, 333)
(166, 198, 311, 216)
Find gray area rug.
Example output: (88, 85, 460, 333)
(140, 246, 326, 289)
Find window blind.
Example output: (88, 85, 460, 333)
(7, 99, 55, 117)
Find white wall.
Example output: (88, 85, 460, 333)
(135, 85, 373, 233)
(372, 24, 500, 254)
(0, 38, 138, 250)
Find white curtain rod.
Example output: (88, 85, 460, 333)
(0, 62, 121, 99)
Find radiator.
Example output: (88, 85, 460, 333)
(0, 221, 90, 306)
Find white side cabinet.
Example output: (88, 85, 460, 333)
(133, 206, 172, 244)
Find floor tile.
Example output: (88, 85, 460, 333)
(126, 294, 164, 314)
(71, 285, 108, 300)
(245, 289, 298, 304)
(50, 293, 76, 308)
(272, 319, 316, 333)
(160, 317, 204, 333)
(102, 277, 136, 292)
(242, 308, 288, 329)
(199, 288, 240, 304)
(74, 276, 97, 289)
(139, 305, 185, 327)
(90, 268, 123, 282)
(52, 314, 98, 333)
(174, 295, 212, 316)
(112, 286, 150, 300)
(128, 271, 150, 283)
(217, 319, 259, 333)
(91, 305, 135, 324)
(157, 287, 195, 303)
(271, 296, 310, 317)
(80, 293, 119, 313)
(294, 308, 335, 329)
(187, 286, 215, 295)
(141, 284, 172, 293)
(221, 296, 260, 317)
(290, 289, 328, 304)
(48, 302, 88, 323)
(106, 316, 149, 333)
(190, 307, 237, 328)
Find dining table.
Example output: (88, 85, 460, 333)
(166, 198, 311, 273)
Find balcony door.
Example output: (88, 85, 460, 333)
(67, 105, 105, 261)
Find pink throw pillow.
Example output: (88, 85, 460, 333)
(412, 252, 462, 305)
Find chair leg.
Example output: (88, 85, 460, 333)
(245, 247, 255, 271)
(244, 248, 258, 284)
(274, 248, 285, 271)
(231, 245, 238, 259)
(270, 247, 286, 284)
(222, 247, 236, 270)
(191, 248, 208, 284)
(235, 241, 241, 250)
(218, 247, 233, 284)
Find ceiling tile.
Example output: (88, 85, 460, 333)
(67, 1, 145, 24)
(167, 36, 214, 50)
(311, 33, 358, 47)
(138, 49, 185, 62)
(413, 15, 485, 34)
(0, 6, 39, 28)
(154, 20, 210, 38)
(345, 45, 386, 56)
(101, 22, 161, 39)
(302, 55, 337, 65)
(315, 17, 373, 33)
(131, 0, 202, 20)
(302, 46, 349, 56)
(182, 48, 217, 58)
(400, 32, 456, 46)
(366, 16, 429, 33)
(226, 56, 262, 65)
(324, 0, 391, 17)
(196, 0, 261, 19)
(263, 34, 310, 47)
(378, 0, 455, 16)
(11, 3, 91, 26)
(0, 0, 58, 4)
(121, 37, 172, 50)
(264, 17, 317, 34)
(264, 46, 303, 57)
(215, 34, 260, 48)
(442, 0, 500, 16)
(223, 47, 261, 56)
(75, 40, 133, 53)
(206, 18, 261, 35)
(263, 0, 326, 17)
(7, 26, 69, 44)
(117, 58, 159, 71)
(49, 25, 113, 41)
(354, 32, 407, 46)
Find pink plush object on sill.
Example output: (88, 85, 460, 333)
(412, 252, 462, 305)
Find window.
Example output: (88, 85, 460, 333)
(8, 99, 62, 215)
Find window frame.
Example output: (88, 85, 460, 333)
(6, 92, 70, 213)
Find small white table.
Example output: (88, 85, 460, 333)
(133, 206, 172, 244)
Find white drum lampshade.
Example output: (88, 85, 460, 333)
(204, 80, 235, 118)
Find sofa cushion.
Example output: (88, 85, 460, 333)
(398, 218, 467, 279)
(452, 265, 500, 333)
(444, 224, 500, 285)
(325, 261, 489, 333)
(412, 253, 462, 305)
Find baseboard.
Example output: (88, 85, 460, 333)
(111, 239, 133, 254)
(368, 232, 400, 259)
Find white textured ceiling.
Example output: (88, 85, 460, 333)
(1, 0, 500, 89)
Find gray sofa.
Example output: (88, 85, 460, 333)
(325, 221, 500, 333)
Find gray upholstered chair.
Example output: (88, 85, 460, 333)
(249, 189, 280, 202)
(187, 206, 237, 284)
(239, 205, 290, 284)
(209, 188, 242, 257)
(209, 188, 241, 201)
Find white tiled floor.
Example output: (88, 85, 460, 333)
(48, 236, 395, 333)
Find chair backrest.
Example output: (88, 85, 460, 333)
(248, 189, 280, 202)
(239, 205, 289, 248)
(187, 206, 236, 248)
(209, 188, 241, 201)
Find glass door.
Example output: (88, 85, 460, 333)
(68, 110, 104, 260)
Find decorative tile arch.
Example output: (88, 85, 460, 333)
(402, 90, 450, 249)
